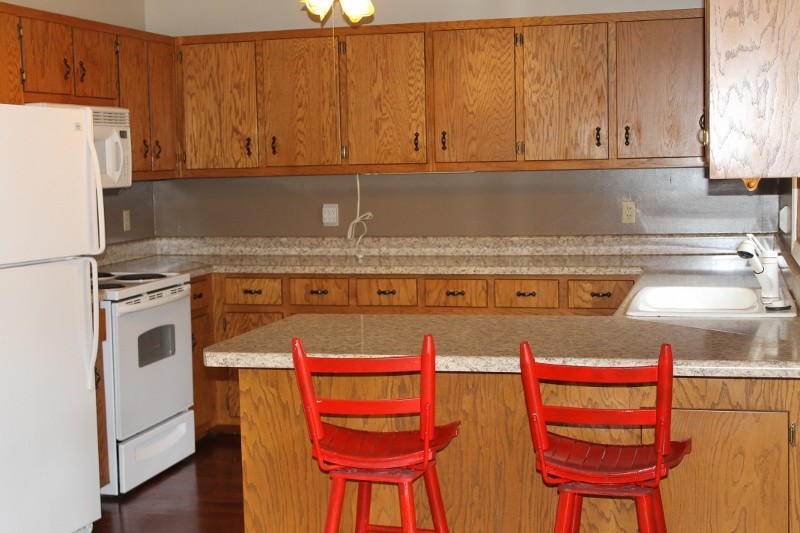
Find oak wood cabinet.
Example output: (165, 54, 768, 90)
(424, 278, 489, 308)
(19, 18, 117, 100)
(289, 277, 349, 306)
(118, 37, 179, 176)
(355, 278, 418, 307)
(431, 27, 517, 163)
(181, 41, 258, 169)
(522, 23, 608, 161)
(258, 36, 340, 167)
(0, 12, 23, 104)
(616, 17, 705, 159)
(343, 31, 427, 165)
(191, 312, 216, 438)
(224, 277, 281, 305)
(567, 279, 634, 309)
(494, 279, 559, 309)
(707, 0, 800, 179)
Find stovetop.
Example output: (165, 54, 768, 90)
(98, 271, 190, 301)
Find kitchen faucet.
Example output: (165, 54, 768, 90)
(736, 233, 787, 305)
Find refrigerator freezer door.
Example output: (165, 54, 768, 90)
(0, 103, 105, 266)
(0, 259, 101, 532)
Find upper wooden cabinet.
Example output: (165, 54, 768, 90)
(0, 12, 23, 104)
(181, 41, 258, 170)
(432, 27, 517, 163)
(343, 32, 427, 165)
(616, 17, 705, 159)
(522, 23, 608, 161)
(258, 37, 340, 167)
(707, 0, 800, 179)
(19, 18, 117, 99)
(119, 37, 179, 175)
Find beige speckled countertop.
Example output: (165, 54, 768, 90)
(98, 234, 800, 378)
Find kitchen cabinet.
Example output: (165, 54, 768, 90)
(20, 18, 117, 100)
(707, 0, 800, 179)
(181, 41, 258, 169)
(0, 12, 23, 104)
(616, 17, 704, 159)
(494, 279, 559, 309)
(224, 277, 281, 305)
(258, 37, 340, 167)
(567, 279, 634, 309)
(424, 278, 488, 308)
(289, 277, 349, 306)
(117, 36, 148, 171)
(522, 23, 608, 161)
(95, 309, 109, 487)
(432, 27, 517, 163)
(355, 278, 418, 307)
(190, 276, 217, 438)
(343, 31, 427, 165)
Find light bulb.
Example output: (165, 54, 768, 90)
(339, 0, 374, 22)
(302, 0, 334, 19)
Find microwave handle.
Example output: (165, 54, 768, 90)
(109, 131, 124, 182)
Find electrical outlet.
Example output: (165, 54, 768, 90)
(322, 203, 339, 227)
(622, 201, 636, 224)
(122, 209, 131, 232)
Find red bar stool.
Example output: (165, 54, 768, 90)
(519, 342, 691, 533)
(292, 334, 460, 533)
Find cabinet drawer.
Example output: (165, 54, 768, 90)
(290, 278, 349, 306)
(425, 279, 488, 308)
(494, 279, 559, 308)
(190, 277, 211, 312)
(567, 279, 634, 309)
(224, 278, 282, 305)
(356, 278, 418, 307)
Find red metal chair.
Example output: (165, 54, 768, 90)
(292, 334, 460, 533)
(519, 342, 691, 533)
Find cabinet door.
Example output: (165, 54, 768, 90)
(523, 23, 608, 161)
(72, 27, 117, 98)
(425, 279, 488, 308)
(182, 42, 258, 169)
(355, 278, 418, 307)
(20, 17, 73, 95)
(191, 313, 216, 438)
(148, 42, 178, 171)
(432, 28, 517, 163)
(567, 279, 633, 309)
(344, 32, 426, 165)
(0, 12, 23, 104)
(118, 36, 151, 172)
(259, 37, 340, 166)
(616, 18, 704, 159)
(708, 0, 800, 179)
(289, 277, 349, 306)
(494, 279, 559, 308)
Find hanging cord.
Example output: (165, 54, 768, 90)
(346, 174, 373, 259)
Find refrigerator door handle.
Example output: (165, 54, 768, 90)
(87, 115, 106, 255)
(87, 257, 100, 391)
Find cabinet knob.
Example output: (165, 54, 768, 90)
(590, 291, 612, 298)
(376, 289, 397, 296)
(595, 127, 602, 147)
(445, 290, 465, 297)
(309, 289, 329, 295)
(271, 136, 277, 155)
(242, 288, 262, 295)
(154, 140, 162, 159)
(192, 292, 204, 300)
(143, 139, 150, 159)
(441, 131, 448, 151)
(62, 58, 71, 81)
(245, 137, 253, 156)
(413, 132, 420, 152)
(624, 126, 631, 146)
(516, 291, 537, 297)
(79, 60, 87, 83)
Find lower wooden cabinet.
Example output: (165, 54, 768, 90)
(355, 278, 418, 307)
(494, 279, 559, 308)
(289, 277, 349, 306)
(424, 278, 488, 308)
(567, 279, 634, 309)
(191, 312, 216, 438)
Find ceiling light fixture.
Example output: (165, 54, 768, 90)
(301, 0, 374, 23)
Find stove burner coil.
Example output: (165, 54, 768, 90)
(114, 273, 167, 281)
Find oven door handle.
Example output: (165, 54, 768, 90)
(114, 284, 191, 316)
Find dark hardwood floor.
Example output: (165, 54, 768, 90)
(93, 432, 244, 533)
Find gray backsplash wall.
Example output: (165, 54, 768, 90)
(103, 167, 782, 242)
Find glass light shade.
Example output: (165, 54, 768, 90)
(339, 0, 374, 22)
(301, 0, 334, 19)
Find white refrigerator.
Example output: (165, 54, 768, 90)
(0, 104, 105, 532)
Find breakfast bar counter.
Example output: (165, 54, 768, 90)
(206, 313, 800, 533)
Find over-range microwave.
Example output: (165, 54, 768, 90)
(27, 103, 132, 189)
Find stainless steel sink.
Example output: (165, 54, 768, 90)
(625, 286, 796, 318)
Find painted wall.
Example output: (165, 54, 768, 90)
(144, 0, 702, 35)
(4, 0, 146, 30)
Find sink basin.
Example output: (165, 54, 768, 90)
(625, 286, 796, 318)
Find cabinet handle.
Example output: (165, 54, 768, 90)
(192, 292, 204, 300)
(441, 131, 447, 151)
(142, 139, 150, 159)
(63, 58, 71, 80)
(94, 368, 101, 388)
(243, 289, 263, 295)
(595, 127, 602, 147)
(516, 291, 537, 297)
(413, 132, 420, 152)
(310, 289, 329, 295)
(699, 114, 705, 129)
(192, 333, 197, 350)
(245, 137, 253, 156)
(624, 126, 631, 146)
(376, 289, 397, 296)
(154, 140, 162, 159)
(271, 136, 277, 155)
(445, 290, 466, 297)
(590, 291, 612, 298)
(79, 60, 86, 83)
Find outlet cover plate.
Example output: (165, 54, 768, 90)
(322, 203, 339, 227)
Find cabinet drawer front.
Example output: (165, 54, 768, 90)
(290, 278, 349, 306)
(225, 278, 282, 305)
(356, 278, 418, 306)
(494, 279, 559, 308)
(425, 279, 488, 308)
(568, 280, 634, 309)
(190, 277, 211, 311)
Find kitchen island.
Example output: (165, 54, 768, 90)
(205, 312, 800, 533)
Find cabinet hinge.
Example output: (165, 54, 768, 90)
(341, 145, 349, 159)
(514, 33, 524, 47)
(114, 40, 120, 55)
(515, 141, 525, 156)
(182, 152, 187, 164)
(222, 318, 228, 333)
(790, 423, 796, 447)
(338, 41, 346, 55)
(176, 51, 183, 64)
(19, 68, 26, 87)
(17, 22, 23, 39)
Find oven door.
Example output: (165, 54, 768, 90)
(108, 285, 192, 441)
